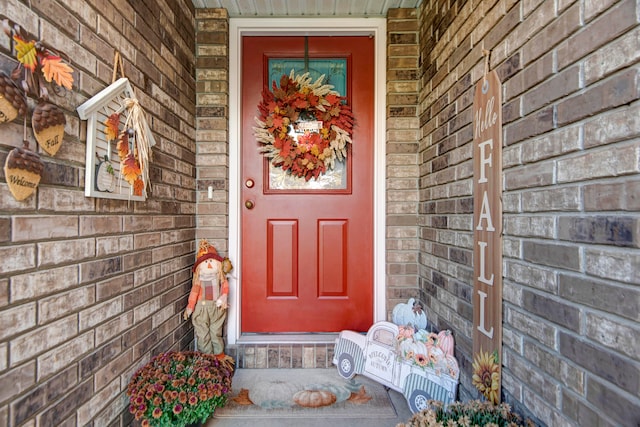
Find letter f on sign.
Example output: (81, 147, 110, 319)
(478, 139, 493, 184)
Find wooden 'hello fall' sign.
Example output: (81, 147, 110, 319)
(472, 69, 503, 405)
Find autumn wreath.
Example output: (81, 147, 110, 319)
(254, 71, 354, 181)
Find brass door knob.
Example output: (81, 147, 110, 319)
(245, 200, 255, 209)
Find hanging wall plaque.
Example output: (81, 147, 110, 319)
(471, 65, 503, 405)
(77, 77, 155, 201)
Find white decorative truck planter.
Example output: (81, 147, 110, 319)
(333, 321, 459, 413)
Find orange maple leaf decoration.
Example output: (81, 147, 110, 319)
(41, 55, 74, 90)
(13, 35, 37, 72)
(104, 113, 120, 141)
(347, 386, 373, 404)
(122, 153, 141, 185)
(132, 178, 144, 196)
(116, 131, 130, 158)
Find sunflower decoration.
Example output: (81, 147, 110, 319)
(254, 70, 354, 181)
(472, 349, 501, 404)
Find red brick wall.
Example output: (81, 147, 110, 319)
(0, 0, 197, 425)
(418, 0, 640, 425)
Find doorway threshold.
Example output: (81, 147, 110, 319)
(229, 333, 340, 369)
(236, 333, 338, 345)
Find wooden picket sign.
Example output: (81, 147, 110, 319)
(472, 66, 503, 405)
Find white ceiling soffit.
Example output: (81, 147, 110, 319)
(191, 0, 422, 17)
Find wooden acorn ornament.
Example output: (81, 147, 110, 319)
(32, 101, 66, 156)
(0, 71, 28, 124)
(4, 141, 44, 201)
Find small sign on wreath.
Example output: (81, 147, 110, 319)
(253, 70, 354, 181)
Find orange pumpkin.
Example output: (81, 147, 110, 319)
(293, 389, 337, 407)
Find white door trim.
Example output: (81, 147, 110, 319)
(227, 17, 387, 344)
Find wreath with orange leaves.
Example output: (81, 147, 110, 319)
(253, 71, 354, 181)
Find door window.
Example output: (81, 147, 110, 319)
(266, 58, 350, 192)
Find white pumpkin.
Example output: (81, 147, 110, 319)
(248, 380, 302, 408)
(399, 338, 428, 359)
(392, 298, 427, 330)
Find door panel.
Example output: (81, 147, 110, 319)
(267, 220, 298, 296)
(318, 220, 347, 297)
(241, 36, 374, 333)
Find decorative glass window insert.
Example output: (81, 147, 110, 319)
(266, 58, 350, 192)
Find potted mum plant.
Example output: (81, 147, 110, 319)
(398, 399, 535, 427)
(127, 351, 234, 427)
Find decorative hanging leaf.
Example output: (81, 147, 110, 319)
(132, 177, 144, 196)
(121, 153, 141, 184)
(41, 55, 73, 90)
(3, 19, 76, 99)
(116, 131, 130, 158)
(104, 113, 120, 141)
(13, 35, 37, 72)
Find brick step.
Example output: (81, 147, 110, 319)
(227, 342, 336, 369)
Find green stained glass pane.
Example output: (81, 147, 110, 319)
(268, 59, 347, 97)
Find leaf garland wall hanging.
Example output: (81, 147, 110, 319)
(1, 19, 75, 201)
(99, 103, 151, 198)
(253, 70, 354, 181)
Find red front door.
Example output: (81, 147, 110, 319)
(241, 36, 374, 333)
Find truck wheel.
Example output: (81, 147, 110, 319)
(406, 389, 432, 413)
(337, 353, 356, 379)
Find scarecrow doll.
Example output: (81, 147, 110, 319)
(183, 239, 233, 355)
